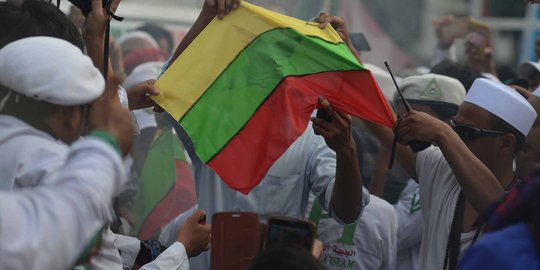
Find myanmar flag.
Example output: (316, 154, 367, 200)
(154, 2, 394, 194)
(132, 127, 197, 240)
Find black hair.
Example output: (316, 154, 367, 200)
(247, 244, 327, 270)
(488, 112, 526, 154)
(0, 0, 84, 50)
(497, 65, 519, 85)
(136, 23, 174, 54)
(431, 59, 482, 91)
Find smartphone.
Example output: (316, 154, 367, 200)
(266, 216, 316, 252)
(350, 33, 371, 52)
(467, 18, 490, 57)
(316, 109, 332, 122)
(211, 212, 263, 270)
(68, 0, 107, 16)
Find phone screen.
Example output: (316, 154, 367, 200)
(267, 218, 314, 251)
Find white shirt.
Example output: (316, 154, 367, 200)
(394, 180, 422, 270)
(0, 138, 126, 270)
(0, 115, 68, 189)
(0, 114, 189, 270)
(173, 123, 369, 269)
(416, 146, 477, 270)
(308, 194, 397, 270)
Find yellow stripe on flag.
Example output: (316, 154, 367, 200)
(154, 1, 344, 120)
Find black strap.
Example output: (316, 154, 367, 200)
(103, 0, 124, 79)
(388, 117, 400, 169)
(443, 192, 483, 270)
(443, 191, 465, 270)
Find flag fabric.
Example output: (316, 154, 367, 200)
(132, 127, 197, 240)
(154, 2, 395, 194)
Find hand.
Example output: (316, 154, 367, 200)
(312, 239, 323, 260)
(315, 13, 362, 63)
(395, 111, 449, 146)
(202, 0, 241, 20)
(311, 97, 356, 154)
(82, 0, 121, 43)
(315, 13, 351, 45)
(126, 79, 163, 112)
(89, 76, 134, 157)
(464, 32, 497, 75)
(432, 15, 455, 49)
(176, 209, 211, 257)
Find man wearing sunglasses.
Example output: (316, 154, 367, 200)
(367, 77, 537, 270)
(387, 74, 466, 270)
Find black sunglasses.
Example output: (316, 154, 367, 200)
(450, 120, 508, 144)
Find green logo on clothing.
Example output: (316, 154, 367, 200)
(410, 192, 421, 214)
(420, 79, 443, 100)
(309, 200, 356, 245)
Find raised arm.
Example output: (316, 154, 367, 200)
(311, 98, 363, 224)
(397, 111, 502, 213)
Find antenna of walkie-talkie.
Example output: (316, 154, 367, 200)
(385, 62, 412, 112)
(384, 61, 431, 169)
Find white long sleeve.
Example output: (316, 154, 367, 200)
(0, 138, 126, 270)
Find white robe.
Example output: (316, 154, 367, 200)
(0, 115, 189, 270)
(0, 138, 126, 269)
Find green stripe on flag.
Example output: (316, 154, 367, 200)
(132, 128, 183, 235)
(180, 27, 363, 163)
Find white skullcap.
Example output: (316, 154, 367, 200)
(122, 61, 163, 90)
(0, 37, 104, 106)
(399, 74, 466, 107)
(464, 78, 537, 136)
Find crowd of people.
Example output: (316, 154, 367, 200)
(0, 0, 540, 269)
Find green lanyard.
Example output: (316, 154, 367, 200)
(308, 199, 357, 245)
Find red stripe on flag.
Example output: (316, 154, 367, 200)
(208, 70, 394, 194)
(138, 161, 197, 240)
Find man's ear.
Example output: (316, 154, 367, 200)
(60, 106, 81, 131)
(500, 133, 517, 155)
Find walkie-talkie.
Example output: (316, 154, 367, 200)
(384, 62, 431, 153)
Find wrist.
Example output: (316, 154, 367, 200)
(335, 141, 357, 159)
(83, 33, 104, 45)
(87, 129, 122, 156)
(434, 123, 455, 147)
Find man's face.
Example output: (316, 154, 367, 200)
(516, 126, 540, 179)
(58, 105, 89, 144)
(453, 102, 505, 166)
